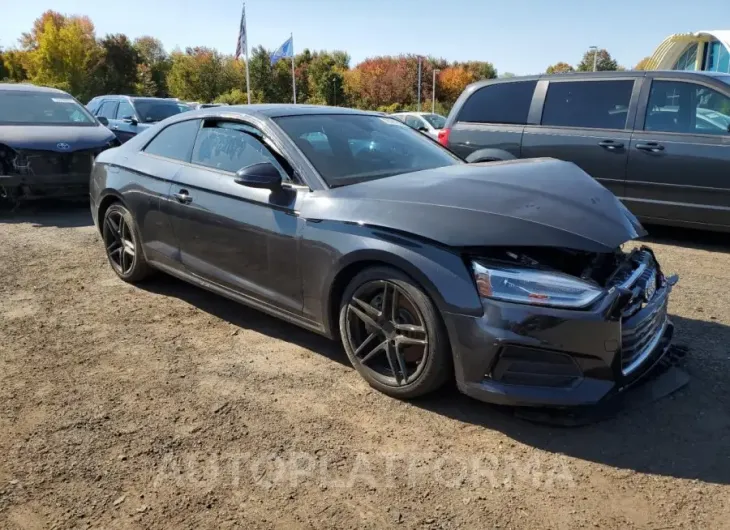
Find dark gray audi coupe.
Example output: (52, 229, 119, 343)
(90, 104, 677, 407)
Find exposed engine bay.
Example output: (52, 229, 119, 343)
(466, 244, 660, 289)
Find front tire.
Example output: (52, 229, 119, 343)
(102, 203, 150, 283)
(339, 266, 452, 399)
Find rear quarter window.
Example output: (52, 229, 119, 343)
(457, 81, 537, 125)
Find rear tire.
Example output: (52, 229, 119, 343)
(102, 203, 151, 283)
(338, 266, 452, 399)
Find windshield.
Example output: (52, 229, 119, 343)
(421, 113, 446, 129)
(0, 90, 96, 126)
(132, 99, 189, 123)
(274, 114, 461, 188)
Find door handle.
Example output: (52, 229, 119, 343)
(173, 190, 193, 204)
(598, 140, 624, 150)
(636, 142, 664, 152)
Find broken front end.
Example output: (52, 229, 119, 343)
(443, 244, 678, 407)
(0, 141, 117, 201)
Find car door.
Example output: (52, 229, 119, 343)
(166, 119, 305, 315)
(113, 99, 141, 143)
(625, 76, 730, 229)
(130, 118, 202, 269)
(96, 100, 120, 138)
(521, 78, 640, 198)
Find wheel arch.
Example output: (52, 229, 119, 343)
(323, 249, 454, 339)
(96, 190, 126, 234)
(465, 148, 516, 163)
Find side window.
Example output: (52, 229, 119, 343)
(87, 99, 100, 114)
(143, 119, 200, 162)
(645, 80, 730, 135)
(97, 101, 118, 119)
(541, 80, 633, 129)
(116, 100, 136, 120)
(191, 121, 289, 178)
(405, 115, 423, 129)
(457, 81, 537, 125)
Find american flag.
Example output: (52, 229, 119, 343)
(235, 3, 247, 59)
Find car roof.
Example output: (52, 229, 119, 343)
(196, 104, 382, 119)
(465, 69, 730, 91)
(0, 83, 69, 94)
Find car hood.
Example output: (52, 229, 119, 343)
(305, 158, 646, 253)
(0, 124, 116, 151)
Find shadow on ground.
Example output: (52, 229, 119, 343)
(140, 272, 730, 486)
(0, 200, 93, 228)
(139, 274, 350, 368)
(643, 223, 730, 253)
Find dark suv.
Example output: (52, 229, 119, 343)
(86, 96, 192, 143)
(440, 71, 730, 232)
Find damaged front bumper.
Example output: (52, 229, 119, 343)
(442, 264, 678, 408)
(0, 145, 109, 200)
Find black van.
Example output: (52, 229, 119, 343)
(440, 71, 730, 232)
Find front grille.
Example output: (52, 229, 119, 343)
(13, 148, 98, 176)
(621, 302, 667, 374)
(617, 249, 668, 375)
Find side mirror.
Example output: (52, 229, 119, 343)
(121, 116, 138, 126)
(234, 162, 282, 190)
(417, 125, 429, 133)
(97, 116, 109, 126)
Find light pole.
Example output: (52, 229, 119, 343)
(589, 45, 598, 72)
(432, 68, 440, 114)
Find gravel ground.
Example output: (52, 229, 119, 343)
(0, 204, 729, 529)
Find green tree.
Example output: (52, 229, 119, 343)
(133, 36, 169, 96)
(215, 88, 248, 105)
(546, 62, 574, 74)
(94, 34, 139, 95)
(166, 47, 244, 102)
(577, 48, 618, 72)
(0, 50, 29, 82)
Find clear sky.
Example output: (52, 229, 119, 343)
(1, 0, 726, 74)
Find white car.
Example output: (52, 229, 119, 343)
(390, 112, 447, 139)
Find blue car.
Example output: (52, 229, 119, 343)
(86, 96, 192, 144)
(0, 83, 118, 201)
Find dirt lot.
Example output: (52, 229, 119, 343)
(0, 205, 729, 529)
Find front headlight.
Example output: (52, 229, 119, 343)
(471, 261, 604, 309)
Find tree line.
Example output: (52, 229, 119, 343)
(1, 11, 645, 115)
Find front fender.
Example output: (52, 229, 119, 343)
(299, 220, 484, 337)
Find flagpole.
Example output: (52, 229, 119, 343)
(291, 33, 297, 104)
(244, 3, 251, 104)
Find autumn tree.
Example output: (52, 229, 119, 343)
(438, 66, 476, 105)
(633, 56, 653, 71)
(546, 62, 574, 74)
(21, 11, 102, 100)
(577, 48, 618, 72)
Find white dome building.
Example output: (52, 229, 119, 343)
(646, 30, 730, 72)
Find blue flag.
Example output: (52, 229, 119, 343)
(270, 36, 294, 66)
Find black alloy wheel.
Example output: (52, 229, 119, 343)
(340, 267, 451, 399)
(102, 203, 150, 283)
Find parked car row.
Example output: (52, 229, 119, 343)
(2, 75, 703, 410)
